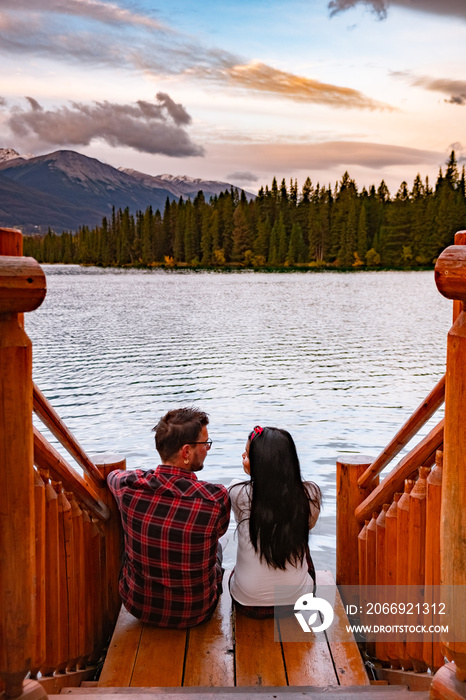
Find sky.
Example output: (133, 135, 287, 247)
(1, 0, 465, 195)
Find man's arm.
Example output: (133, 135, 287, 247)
(106, 468, 127, 500)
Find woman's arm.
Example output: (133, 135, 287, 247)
(304, 481, 321, 530)
(228, 479, 250, 523)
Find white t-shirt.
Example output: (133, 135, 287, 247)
(228, 478, 319, 607)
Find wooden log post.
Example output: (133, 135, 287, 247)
(66, 493, 85, 671)
(0, 229, 24, 327)
(435, 243, 466, 683)
(424, 450, 444, 672)
(375, 504, 390, 664)
(366, 513, 377, 586)
(88, 517, 105, 663)
(406, 466, 430, 673)
(0, 229, 23, 257)
(88, 454, 126, 642)
(385, 493, 401, 669)
(396, 479, 415, 670)
(453, 232, 466, 322)
(81, 510, 97, 665)
(40, 472, 62, 677)
(0, 237, 46, 698)
(357, 521, 368, 612)
(357, 521, 368, 655)
(366, 512, 378, 658)
(30, 471, 46, 679)
(336, 454, 376, 607)
(54, 483, 71, 674)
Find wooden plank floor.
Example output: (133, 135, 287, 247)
(98, 570, 369, 689)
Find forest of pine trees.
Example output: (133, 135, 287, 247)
(23, 152, 466, 270)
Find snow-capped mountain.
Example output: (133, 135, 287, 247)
(0, 149, 253, 233)
(120, 169, 248, 200)
(0, 148, 33, 163)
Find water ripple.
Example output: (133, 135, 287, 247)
(28, 267, 451, 572)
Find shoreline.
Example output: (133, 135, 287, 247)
(41, 261, 436, 273)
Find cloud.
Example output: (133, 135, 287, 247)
(328, 0, 466, 20)
(193, 61, 392, 110)
(414, 77, 466, 105)
(328, 0, 388, 18)
(221, 141, 441, 172)
(226, 171, 259, 183)
(155, 92, 191, 125)
(393, 71, 466, 105)
(4, 95, 204, 157)
(1, 0, 167, 30)
(0, 5, 239, 77)
(0, 3, 387, 112)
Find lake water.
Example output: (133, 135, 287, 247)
(27, 266, 452, 573)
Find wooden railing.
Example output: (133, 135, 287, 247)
(356, 457, 444, 674)
(0, 229, 124, 698)
(336, 230, 466, 689)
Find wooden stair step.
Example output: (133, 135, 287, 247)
(60, 687, 430, 698)
(97, 570, 370, 690)
(315, 570, 369, 686)
(183, 576, 234, 687)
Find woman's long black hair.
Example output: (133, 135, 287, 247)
(246, 426, 321, 570)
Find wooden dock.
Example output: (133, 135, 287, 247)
(6, 228, 466, 700)
(97, 571, 368, 689)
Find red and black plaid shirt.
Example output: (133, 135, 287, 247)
(107, 465, 230, 628)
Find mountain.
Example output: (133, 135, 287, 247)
(120, 169, 242, 200)
(0, 148, 33, 163)
(0, 149, 252, 234)
(0, 150, 177, 233)
(0, 170, 97, 232)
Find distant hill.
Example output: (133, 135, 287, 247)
(120, 169, 243, 200)
(0, 149, 253, 234)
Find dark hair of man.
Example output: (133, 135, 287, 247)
(153, 407, 209, 462)
(246, 427, 321, 570)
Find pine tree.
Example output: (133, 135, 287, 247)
(382, 182, 411, 266)
(173, 198, 185, 262)
(287, 223, 305, 264)
(445, 150, 459, 189)
(184, 202, 197, 263)
(268, 218, 280, 265)
(254, 216, 271, 260)
(141, 206, 154, 264)
(232, 203, 252, 262)
(276, 213, 288, 262)
(357, 203, 368, 261)
(201, 207, 217, 264)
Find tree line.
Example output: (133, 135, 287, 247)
(23, 152, 466, 270)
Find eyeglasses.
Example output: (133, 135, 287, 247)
(190, 439, 213, 449)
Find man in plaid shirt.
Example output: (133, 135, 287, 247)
(107, 407, 230, 628)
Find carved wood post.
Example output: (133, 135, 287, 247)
(385, 493, 401, 669)
(396, 479, 414, 670)
(0, 230, 46, 697)
(435, 242, 466, 682)
(406, 466, 429, 672)
(88, 453, 126, 641)
(453, 231, 466, 322)
(425, 450, 443, 672)
(336, 454, 376, 607)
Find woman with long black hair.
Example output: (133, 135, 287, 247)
(228, 425, 321, 618)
